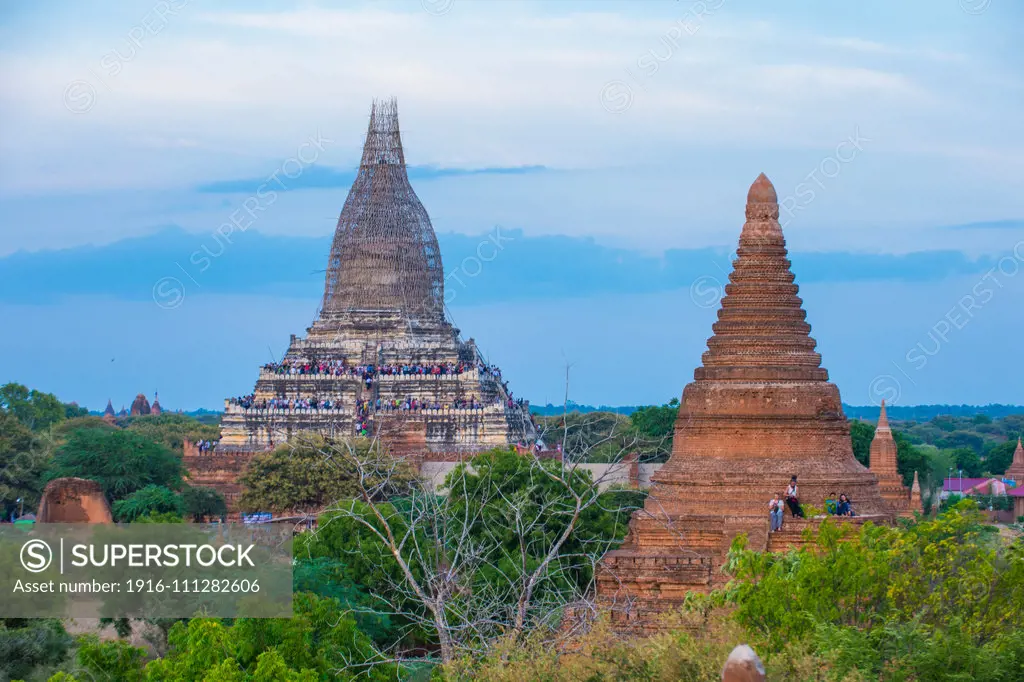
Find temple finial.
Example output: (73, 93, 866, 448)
(746, 172, 777, 205)
(877, 399, 890, 430)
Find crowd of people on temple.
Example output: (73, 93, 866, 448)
(356, 396, 494, 416)
(261, 360, 494, 379)
(228, 393, 510, 414)
(769, 475, 856, 532)
(228, 395, 342, 411)
(193, 439, 217, 454)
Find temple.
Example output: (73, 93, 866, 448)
(216, 99, 535, 469)
(595, 173, 892, 629)
(130, 393, 151, 416)
(151, 391, 162, 415)
(868, 400, 919, 516)
(1007, 437, 1024, 482)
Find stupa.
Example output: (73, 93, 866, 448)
(129, 393, 151, 416)
(596, 174, 891, 628)
(102, 399, 116, 424)
(1007, 437, 1024, 482)
(868, 400, 917, 515)
(151, 391, 162, 415)
(218, 99, 535, 457)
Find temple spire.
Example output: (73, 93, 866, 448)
(910, 470, 923, 513)
(869, 401, 899, 477)
(695, 173, 825, 382)
(1007, 436, 1024, 481)
(319, 98, 444, 322)
(877, 399, 890, 430)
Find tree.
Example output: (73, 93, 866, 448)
(182, 485, 227, 522)
(937, 431, 986, 454)
(47, 428, 185, 502)
(112, 485, 185, 522)
(126, 413, 219, 451)
(893, 430, 929, 487)
(299, 439, 642, 665)
(0, 411, 47, 518)
(0, 618, 72, 681)
(949, 447, 984, 478)
(983, 438, 1019, 476)
(140, 593, 397, 681)
(51, 415, 117, 440)
(849, 419, 875, 466)
(0, 382, 67, 431)
(73, 636, 147, 682)
(627, 398, 678, 460)
(238, 435, 406, 515)
(64, 403, 90, 419)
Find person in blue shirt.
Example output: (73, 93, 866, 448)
(836, 493, 854, 517)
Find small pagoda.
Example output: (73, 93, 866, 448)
(869, 400, 919, 516)
(1006, 437, 1024, 483)
(218, 99, 535, 457)
(596, 174, 891, 629)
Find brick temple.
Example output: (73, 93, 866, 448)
(596, 173, 892, 629)
(868, 400, 921, 517)
(214, 99, 535, 471)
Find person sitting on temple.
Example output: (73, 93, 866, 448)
(769, 493, 784, 532)
(837, 493, 854, 517)
(825, 491, 838, 515)
(785, 475, 804, 518)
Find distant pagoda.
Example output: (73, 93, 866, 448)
(596, 174, 891, 629)
(1007, 437, 1024, 482)
(129, 394, 151, 416)
(218, 98, 535, 456)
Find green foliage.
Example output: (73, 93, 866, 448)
(239, 436, 403, 514)
(74, 636, 147, 682)
(182, 485, 227, 522)
(50, 416, 117, 440)
(950, 446, 984, 477)
(134, 510, 185, 523)
(0, 382, 69, 431)
(983, 438, 1019, 476)
(125, 413, 219, 451)
(627, 398, 678, 460)
(298, 448, 642, 655)
(0, 618, 72, 681)
(296, 501, 426, 646)
(893, 429, 929, 487)
(445, 448, 638, 617)
(47, 427, 185, 502)
(112, 485, 185, 522)
(849, 419, 875, 466)
(714, 501, 1024, 679)
(0, 411, 49, 518)
(537, 399, 681, 462)
(141, 593, 397, 681)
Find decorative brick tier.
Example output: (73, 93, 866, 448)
(596, 174, 892, 630)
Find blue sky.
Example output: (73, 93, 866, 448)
(0, 0, 1021, 410)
